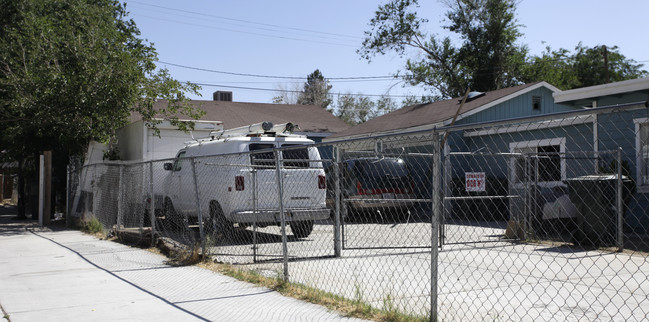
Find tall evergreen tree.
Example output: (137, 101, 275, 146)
(297, 69, 333, 109)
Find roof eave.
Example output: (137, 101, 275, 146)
(443, 81, 559, 126)
(553, 77, 649, 104)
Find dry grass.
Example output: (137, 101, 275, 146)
(197, 261, 428, 322)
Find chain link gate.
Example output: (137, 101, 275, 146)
(333, 137, 437, 251)
(64, 99, 649, 320)
(442, 152, 519, 247)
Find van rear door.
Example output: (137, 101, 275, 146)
(279, 144, 325, 211)
(248, 143, 279, 212)
(248, 143, 325, 214)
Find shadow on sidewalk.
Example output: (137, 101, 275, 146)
(0, 204, 67, 236)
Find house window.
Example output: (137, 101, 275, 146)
(635, 118, 649, 191)
(532, 96, 541, 110)
(510, 138, 566, 185)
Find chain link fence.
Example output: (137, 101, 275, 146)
(68, 103, 649, 321)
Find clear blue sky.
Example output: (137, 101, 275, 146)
(123, 0, 649, 104)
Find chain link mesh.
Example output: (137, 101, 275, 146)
(68, 104, 649, 320)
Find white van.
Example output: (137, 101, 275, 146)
(159, 123, 329, 238)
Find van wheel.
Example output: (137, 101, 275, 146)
(163, 199, 184, 231)
(210, 202, 233, 241)
(290, 220, 314, 238)
(143, 209, 151, 227)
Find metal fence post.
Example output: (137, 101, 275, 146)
(617, 148, 624, 252)
(442, 144, 450, 248)
(430, 131, 440, 322)
(116, 164, 124, 230)
(66, 163, 71, 226)
(91, 164, 98, 221)
(523, 157, 531, 240)
(334, 146, 342, 257)
(274, 149, 289, 281)
(252, 168, 258, 262)
(149, 161, 156, 245)
(533, 155, 539, 238)
(190, 158, 206, 256)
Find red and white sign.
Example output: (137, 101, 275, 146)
(465, 172, 486, 192)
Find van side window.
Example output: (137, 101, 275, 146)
(282, 144, 309, 168)
(249, 144, 275, 168)
(173, 151, 186, 171)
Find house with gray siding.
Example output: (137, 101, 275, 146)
(553, 77, 649, 232)
(326, 78, 649, 235)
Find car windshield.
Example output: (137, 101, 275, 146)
(360, 159, 408, 178)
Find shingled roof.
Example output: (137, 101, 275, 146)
(135, 99, 351, 134)
(327, 82, 546, 140)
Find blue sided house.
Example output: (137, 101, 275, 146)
(326, 78, 649, 235)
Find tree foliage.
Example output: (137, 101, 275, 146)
(359, 0, 527, 99)
(272, 82, 301, 104)
(360, 0, 647, 97)
(0, 0, 203, 159)
(0, 0, 203, 217)
(521, 44, 649, 90)
(297, 69, 333, 109)
(333, 95, 398, 125)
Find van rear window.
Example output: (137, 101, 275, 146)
(282, 144, 310, 168)
(249, 143, 311, 169)
(249, 144, 275, 168)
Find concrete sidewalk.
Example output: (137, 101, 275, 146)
(0, 205, 360, 322)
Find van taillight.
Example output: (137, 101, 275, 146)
(318, 175, 326, 189)
(235, 176, 245, 191)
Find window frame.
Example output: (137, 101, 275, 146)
(532, 95, 541, 110)
(249, 143, 276, 168)
(634, 118, 649, 193)
(173, 151, 186, 172)
(281, 144, 311, 169)
(509, 137, 566, 188)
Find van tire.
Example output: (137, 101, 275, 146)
(163, 199, 184, 231)
(210, 202, 233, 241)
(290, 220, 314, 238)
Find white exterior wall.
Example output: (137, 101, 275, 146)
(85, 141, 108, 165)
(116, 121, 145, 161)
(86, 119, 223, 163)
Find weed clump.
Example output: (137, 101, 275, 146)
(81, 217, 105, 236)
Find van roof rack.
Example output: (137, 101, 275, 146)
(183, 122, 304, 146)
(210, 122, 303, 139)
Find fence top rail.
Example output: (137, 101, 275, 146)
(447, 149, 622, 157)
(322, 100, 648, 147)
(441, 100, 647, 133)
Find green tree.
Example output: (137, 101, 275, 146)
(520, 46, 579, 90)
(359, 0, 527, 99)
(333, 95, 399, 125)
(297, 69, 333, 109)
(522, 44, 648, 90)
(572, 44, 648, 87)
(0, 0, 203, 217)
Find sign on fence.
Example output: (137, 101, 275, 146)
(465, 172, 486, 192)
